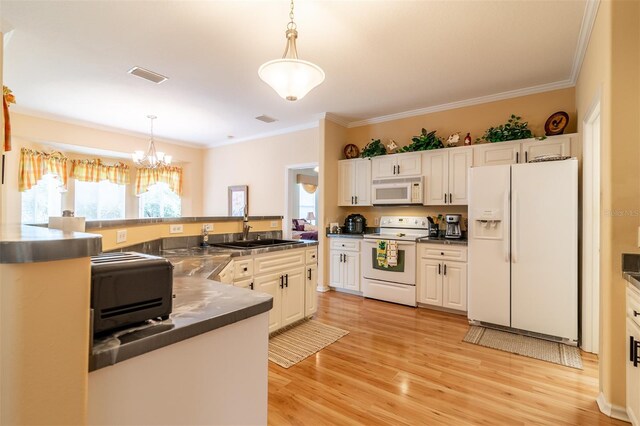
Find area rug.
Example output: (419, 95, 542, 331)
(268, 320, 349, 368)
(463, 326, 583, 369)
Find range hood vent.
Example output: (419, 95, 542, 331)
(128, 66, 168, 84)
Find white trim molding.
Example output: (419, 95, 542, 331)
(570, 0, 601, 84)
(208, 121, 319, 148)
(596, 392, 630, 422)
(323, 113, 350, 128)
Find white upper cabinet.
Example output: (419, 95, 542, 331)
(338, 159, 371, 206)
(371, 152, 422, 178)
(423, 148, 472, 206)
(521, 137, 571, 163)
(473, 141, 521, 166)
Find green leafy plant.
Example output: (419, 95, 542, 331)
(397, 128, 444, 152)
(360, 139, 387, 158)
(476, 114, 540, 143)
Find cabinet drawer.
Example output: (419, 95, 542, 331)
(217, 260, 235, 284)
(419, 244, 467, 262)
(234, 257, 254, 279)
(234, 277, 253, 289)
(254, 249, 305, 275)
(628, 285, 640, 328)
(306, 248, 318, 264)
(330, 238, 360, 252)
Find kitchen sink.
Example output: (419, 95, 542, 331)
(211, 239, 303, 249)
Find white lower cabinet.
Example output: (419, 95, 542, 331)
(329, 238, 360, 291)
(417, 244, 467, 312)
(220, 246, 318, 333)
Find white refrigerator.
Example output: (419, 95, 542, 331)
(468, 159, 578, 341)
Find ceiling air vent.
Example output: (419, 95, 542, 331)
(255, 115, 277, 123)
(128, 66, 168, 84)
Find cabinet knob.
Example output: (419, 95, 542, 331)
(634, 310, 639, 317)
(243, 267, 248, 272)
(441, 252, 444, 255)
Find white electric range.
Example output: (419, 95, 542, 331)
(362, 216, 431, 307)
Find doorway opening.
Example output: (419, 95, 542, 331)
(284, 163, 319, 241)
(582, 94, 601, 354)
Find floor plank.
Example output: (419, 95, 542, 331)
(268, 291, 626, 425)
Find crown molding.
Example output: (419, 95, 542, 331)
(207, 121, 319, 148)
(569, 0, 600, 84)
(322, 113, 350, 128)
(347, 79, 574, 128)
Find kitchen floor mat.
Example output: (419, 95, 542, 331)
(463, 326, 583, 369)
(268, 320, 349, 368)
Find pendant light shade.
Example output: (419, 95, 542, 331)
(259, 1, 324, 101)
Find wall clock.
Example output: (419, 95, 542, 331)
(544, 111, 569, 136)
(343, 144, 360, 159)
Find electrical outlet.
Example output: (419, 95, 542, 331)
(116, 229, 127, 244)
(170, 224, 184, 234)
(637, 226, 640, 248)
(270, 221, 278, 228)
(374, 217, 380, 226)
(204, 223, 214, 232)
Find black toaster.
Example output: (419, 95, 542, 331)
(90, 252, 174, 335)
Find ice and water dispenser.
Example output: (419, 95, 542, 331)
(473, 209, 504, 239)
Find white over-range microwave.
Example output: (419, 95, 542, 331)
(371, 176, 423, 205)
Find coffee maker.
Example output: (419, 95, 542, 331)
(445, 214, 462, 239)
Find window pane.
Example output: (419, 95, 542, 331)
(298, 185, 316, 221)
(21, 174, 63, 223)
(139, 183, 181, 218)
(75, 180, 125, 220)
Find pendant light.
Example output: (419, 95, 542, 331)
(258, 0, 325, 101)
(132, 115, 172, 168)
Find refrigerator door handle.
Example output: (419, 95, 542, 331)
(503, 190, 510, 263)
(512, 192, 518, 263)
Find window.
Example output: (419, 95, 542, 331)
(298, 185, 316, 223)
(138, 183, 181, 218)
(21, 173, 63, 223)
(75, 180, 126, 220)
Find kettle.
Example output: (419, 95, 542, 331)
(344, 214, 367, 234)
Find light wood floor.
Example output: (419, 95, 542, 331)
(268, 291, 626, 425)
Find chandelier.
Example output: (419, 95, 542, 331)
(258, 0, 325, 101)
(132, 115, 172, 168)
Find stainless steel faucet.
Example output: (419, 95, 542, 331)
(242, 216, 252, 240)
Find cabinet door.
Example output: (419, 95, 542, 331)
(442, 262, 467, 311)
(521, 138, 571, 163)
(424, 151, 449, 205)
(234, 277, 253, 290)
(627, 318, 640, 426)
(329, 251, 344, 288)
(371, 155, 397, 179)
(305, 265, 318, 317)
(217, 260, 235, 284)
(353, 159, 372, 206)
(343, 252, 360, 291)
(448, 148, 472, 205)
(396, 153, 422, 176)
(418, 259, 442, 306)
(254, 272, 282, 333)
(338, 160, 355, 206)
(473, 142, 521, 166)
(281, 268, 305, 327)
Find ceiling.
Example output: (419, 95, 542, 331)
(2, 0, 589, 148)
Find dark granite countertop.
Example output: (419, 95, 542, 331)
(623, 253, 640, 292)
(418, 236, 468, 246)
(84, 216, 283, 230)
(327, 233, 365, 239)
(0, 225, 102, 263)
(89, 240, 317, 370)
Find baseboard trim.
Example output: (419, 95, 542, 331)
(596, 392, 631, 423)
(316, 285, 331, 293)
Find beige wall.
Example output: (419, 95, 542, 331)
(203, 127, 319, 217)
(4, 112, 205, 224)
(576, 0, 640, 410)
(346, 88, 576, 150)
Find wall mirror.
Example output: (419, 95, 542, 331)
(228, 185, 248, 217)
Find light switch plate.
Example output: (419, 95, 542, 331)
(374, 217, 380, 226)
(637, 226, 640, 248)
(116, 229, 127, 244)
(170, 224, 184, 234)
(270, 221, 278, 228)
(203, 223, 213, 232)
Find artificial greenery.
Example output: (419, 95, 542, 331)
(476, 114, 540, 143)
(397, 128, 444, 153)
(360, 139, 387, 158)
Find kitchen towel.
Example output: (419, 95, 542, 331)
(387, 240, 398, 267)
(376, 240, 388, 267)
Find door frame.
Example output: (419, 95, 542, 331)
(283, 162, 319, 239)
(581, 92, 602, 354)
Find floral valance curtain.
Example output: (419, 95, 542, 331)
(135, 166, 183, 196)
(70, 159, 130, 185)
(19, 148, 68, 192)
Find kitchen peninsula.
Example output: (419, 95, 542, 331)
(0, 216, 317, 425)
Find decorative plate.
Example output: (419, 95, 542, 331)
(344, 143, 360, 159)
(544, 111, 569, 136)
